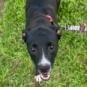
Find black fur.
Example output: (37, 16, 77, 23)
(23, 0, 61, 75)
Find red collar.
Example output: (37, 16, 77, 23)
(45, 15, 53, 23)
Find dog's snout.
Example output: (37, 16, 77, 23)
(38, 64, 50, 72)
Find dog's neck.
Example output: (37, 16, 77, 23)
(28, 13, 54, 29)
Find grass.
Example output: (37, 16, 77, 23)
(0, 0, 87, 87)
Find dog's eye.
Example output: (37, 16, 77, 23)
(48, 42, 54, 51)
(31, 44, 37, 53)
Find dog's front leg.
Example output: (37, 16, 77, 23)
(34, 70, 43, 83)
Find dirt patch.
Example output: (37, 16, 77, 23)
(0, 0, 4, 16)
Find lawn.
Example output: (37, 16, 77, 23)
(0, 0, 87, 87)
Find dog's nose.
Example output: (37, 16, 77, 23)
(38, 64, 50, 73)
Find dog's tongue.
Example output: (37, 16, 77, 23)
(40, 72, 50, 80)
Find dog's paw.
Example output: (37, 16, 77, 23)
(35, 75, 42, 82)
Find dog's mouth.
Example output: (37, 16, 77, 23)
(40, 71, 50, 80)
(35, 70, 51, 82)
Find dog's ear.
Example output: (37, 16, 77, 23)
(51, 24, 61, 40)
(22, 30, 26, 42)
(57, 29, 61, 40)
(56, 25, 61, 40)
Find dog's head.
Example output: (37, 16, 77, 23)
(22, 25, 61, 81)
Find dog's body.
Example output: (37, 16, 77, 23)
(23, 0, 61, 82)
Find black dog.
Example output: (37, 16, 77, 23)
(23, 0, 61, 82)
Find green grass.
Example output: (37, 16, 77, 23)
(0, 0, 87, 87)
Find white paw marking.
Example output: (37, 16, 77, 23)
(35, 74, 42, 82)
